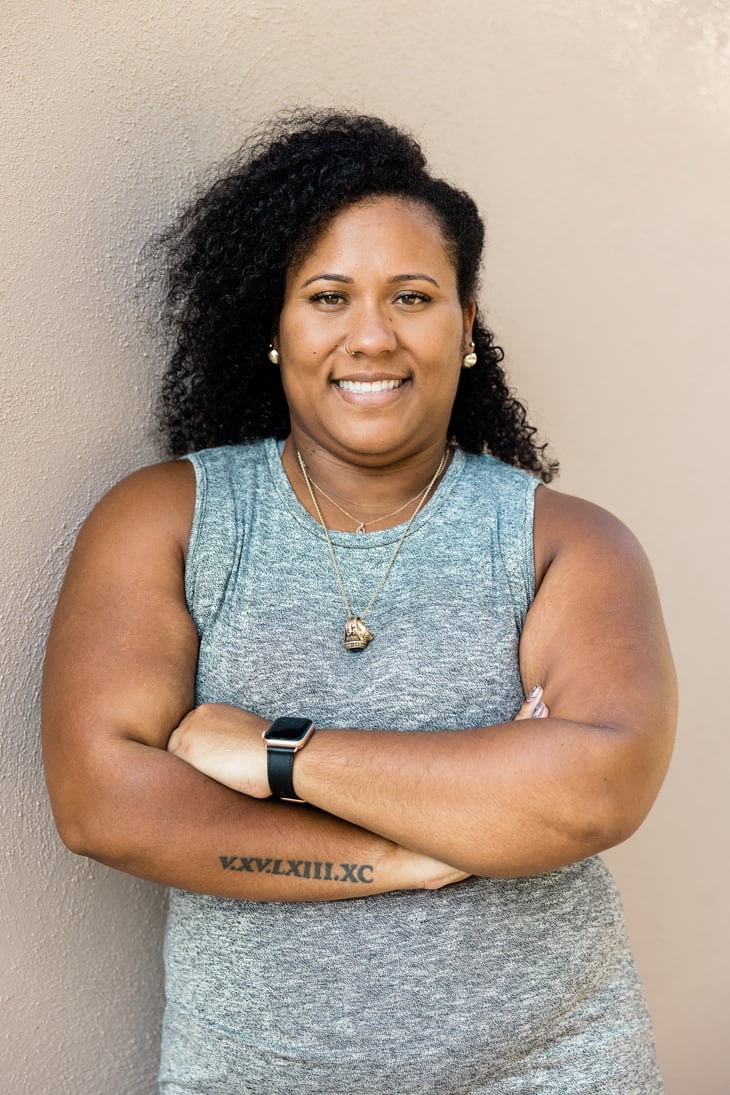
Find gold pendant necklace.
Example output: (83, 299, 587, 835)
(299, 472, 429, 533)
(296, 448, 449, 651)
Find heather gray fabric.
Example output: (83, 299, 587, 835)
(158, 438, 663, 1094)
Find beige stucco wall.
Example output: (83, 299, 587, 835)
(2, 1, 728, 1091)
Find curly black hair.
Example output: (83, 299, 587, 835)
(155, 110, 557, 481)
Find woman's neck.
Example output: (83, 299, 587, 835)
(280, 435, 452, 533)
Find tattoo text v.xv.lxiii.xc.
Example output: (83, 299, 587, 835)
(219, 856, 374, 883)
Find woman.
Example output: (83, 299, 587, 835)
(42, 112, 676, 1093)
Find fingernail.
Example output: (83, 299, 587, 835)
(533, 701, 547, 718)
(528, 685, 543, 701)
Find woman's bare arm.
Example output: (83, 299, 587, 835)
(170, 485, 677, 877)
(41, 462, 465, 900)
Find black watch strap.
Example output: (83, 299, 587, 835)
(266, 747, 302, 803)
(263, 717, 315, 803)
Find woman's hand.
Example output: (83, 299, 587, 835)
(513, 684, 550, 721)
(390, 846, 471, 891)
(167, 704, 271, 798)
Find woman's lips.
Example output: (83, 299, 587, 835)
(333, 376, 410, 404)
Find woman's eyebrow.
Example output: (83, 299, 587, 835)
(301, 273, 354, 288)
(301, 272, 440, 288)
(389, 273, 440, 288)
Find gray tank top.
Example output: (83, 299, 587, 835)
(159, 439, 662, 1094)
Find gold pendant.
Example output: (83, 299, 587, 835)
(344, 615, 374, 651)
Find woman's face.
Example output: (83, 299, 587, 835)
(275, 197, 475, 466)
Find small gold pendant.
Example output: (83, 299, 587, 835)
(344, 615, 374, 651)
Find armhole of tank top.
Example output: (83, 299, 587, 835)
(181, 452, 207, 629)
(496, 471, 539, 628)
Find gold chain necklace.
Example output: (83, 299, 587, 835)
(296, 448, 449, 651)
(300, 471, 428, 533)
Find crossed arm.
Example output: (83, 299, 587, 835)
(42, 460, 677, 901)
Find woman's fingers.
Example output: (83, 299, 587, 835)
(514, 684, 550, 721)
(422, 867, 472, 890)
(417, 857, 472, 890)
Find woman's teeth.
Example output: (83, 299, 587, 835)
(337, 379, 403, 392)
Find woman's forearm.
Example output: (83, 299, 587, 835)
(53, 736, 465, 900)
(292, 717, 641, 878)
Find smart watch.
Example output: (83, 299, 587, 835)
(262, 717, 316, 802)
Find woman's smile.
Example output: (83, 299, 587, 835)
(336, 377, 405, 393)
(334, 374, 410, 404)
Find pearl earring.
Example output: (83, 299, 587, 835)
(267, 345, 280, 365)
(462, 341, 477, 368)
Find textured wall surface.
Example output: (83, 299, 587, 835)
(3, 1, 729, 1091)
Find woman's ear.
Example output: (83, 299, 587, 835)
(463, 299, 476, 343)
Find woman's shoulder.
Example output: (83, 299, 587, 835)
(461, 448, 542, 497)
(76, 459, 197, 565)
(533, 484, 649, 588)
(97, 440, 272, 528)
(458, 456, 649, 593)
(457, 453, 643, 563)
(184, 438, 272, 473)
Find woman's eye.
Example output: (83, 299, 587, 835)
(396, 291, 431, 306)
(310, 291, 346, 306)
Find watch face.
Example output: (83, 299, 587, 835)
(265, 717, 313, 743)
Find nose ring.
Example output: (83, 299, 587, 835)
(344, 342, 355, 356)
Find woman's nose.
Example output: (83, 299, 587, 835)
(344, 303, 398, 356)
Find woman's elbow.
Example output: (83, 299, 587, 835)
(579, 715, 676, 852)
(43, 747, 132, 861)
(583, 764, 670, 852)
(47, 792, 115, 860)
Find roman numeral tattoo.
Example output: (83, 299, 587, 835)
(219, 855, 374, 884)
